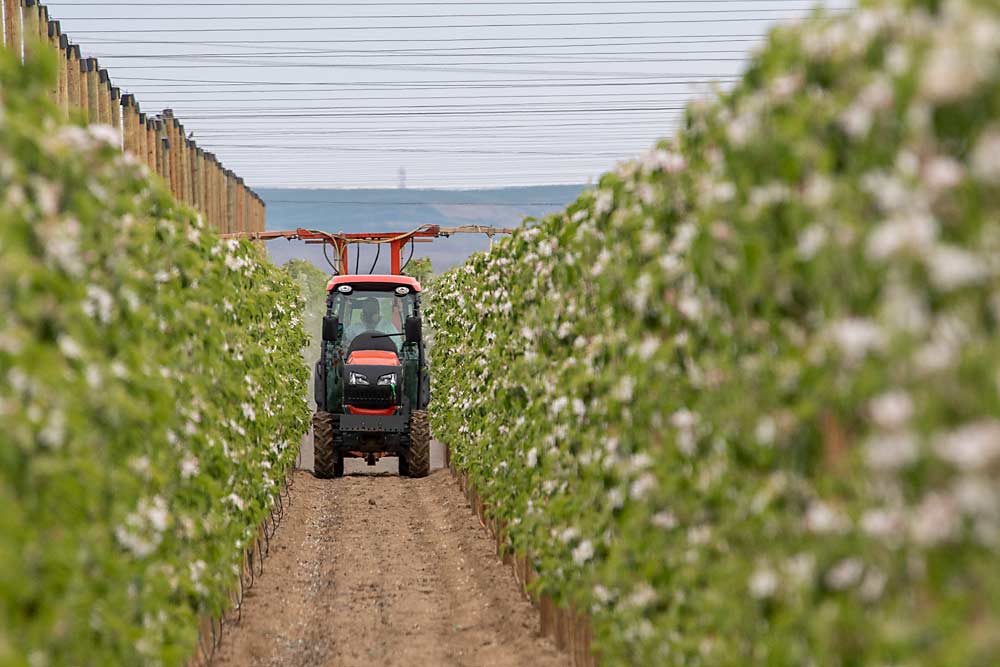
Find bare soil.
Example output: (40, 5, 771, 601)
(215, 458, 566, 667)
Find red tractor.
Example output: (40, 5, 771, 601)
(221, 225, 514, 478)
(311, 275, 431, 478)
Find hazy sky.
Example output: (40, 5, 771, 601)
(42, 0, 849, 189)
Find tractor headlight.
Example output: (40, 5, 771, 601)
(377, 373, 397, 386)
(349, 372, 369, 385)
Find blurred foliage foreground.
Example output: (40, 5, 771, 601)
(0, 50, 310, 665)
(429, 1, 1000, 665)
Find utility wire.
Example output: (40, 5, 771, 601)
(91, 48, 751, 59)
(48, 9, 834, 19)
(80, 33, 769, 45)
(46, 1, 834, 5)
(128, 91, 700, 102)
(66, 16, 837, 33)
(263, 200, 582, 206)
(191, 145, 643, 157)
(171, 106, 688, 119)
(115, 82, 738, 92)
(91, 57, 750, 68)
(87, 38, 764, 53)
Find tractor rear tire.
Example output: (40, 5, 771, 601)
(405, 410, 431, 478)
(313, 411, 343, 479)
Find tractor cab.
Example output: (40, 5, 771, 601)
(313, 275, 430, 478)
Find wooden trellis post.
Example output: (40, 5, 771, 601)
(225, 169, 237, 234)
(4, 0, 23, 56)
(110, 86, 121, 136)
(76, 53, 89, 122)
(235, 177, 245, 234)
(21, 0, 37, 60)
(121, 93, 137, 154)
(160, 132, 171, 188)
(40, 10, 60, 104)
(204, 154, 215, 230)
(193, 147, 203, 215)
(137, 112, 149, 168)
(97, 68, 110, 125)
(65, 42, 80, 117)
(144, 115, 156, 173)
(213, 156, 224, 232)
(84, 58, 99, 122)
(53, 28, 69, 116)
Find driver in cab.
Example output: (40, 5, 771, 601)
(344, 298, 397, 344)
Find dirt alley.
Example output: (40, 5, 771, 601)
(215, 454, 566, 667)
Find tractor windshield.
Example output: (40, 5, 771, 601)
(332, 289, 416, 348)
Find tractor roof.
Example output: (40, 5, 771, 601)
(326, 274, 423, 293)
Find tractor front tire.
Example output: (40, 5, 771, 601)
(313, 411, 343, 479)
(405, 410, 431, 478)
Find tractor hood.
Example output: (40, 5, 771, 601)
(344, 351, 402, 410)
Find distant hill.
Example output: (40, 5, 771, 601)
(260, 185, 586, 275)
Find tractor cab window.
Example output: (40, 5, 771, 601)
(332, 288, 416, 349)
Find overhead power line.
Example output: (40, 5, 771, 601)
(65, 15, 836, 33)
(46, 0, 831, 4)
(92, 48, 750, 59)
(173, 106, 688, 119)
(49, 9, 830, 19)
(104, 73, 737, 84)
(80, 34, 768, 45)
(262, 200, 573, 205)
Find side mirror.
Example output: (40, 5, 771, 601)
(322, 316, 340, 343)
(404, 316, 422, 344)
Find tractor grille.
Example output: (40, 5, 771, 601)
(344, 384, 396, 409)
(343, 362, 400, 409)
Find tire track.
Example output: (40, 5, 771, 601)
(215, 467, 565, 667)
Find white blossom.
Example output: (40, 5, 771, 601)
(926, 245, 990, 291)
(825, 558, 864, 590)
(868, 391, 913, 430)
(525, 447, 538, 469)
(971, 128, 1000, 184)
(866, 213, 938, 260)
(805, 501, 849, 534)
(572, 540, 594, 565)
(629, 473, 657, 501)
(861, 508, 904, 539)
(933, 420, 1000, 471)
(864, 432, 919, 471)
(651, 510, 678, 530)
(749, 567, 778, 599)
(910, 492, 958, 546)
(826, 318, 885, 360)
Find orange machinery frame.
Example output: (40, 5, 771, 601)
(221, 224, 514, 275)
